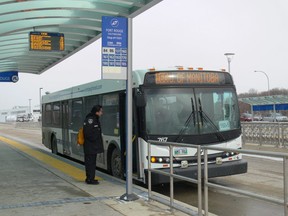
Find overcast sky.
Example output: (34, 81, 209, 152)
(1, 0, 287, 110)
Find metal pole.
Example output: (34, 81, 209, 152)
(29, 99, 31, 114)
(281, 124, 284, 148)
(197, 145, 202, 216)
(259, 124, 263, 146)
(284, 156, 288, 215)
(228, 60, 231, 73)
(254, 70, 270, 96)
(120, 17, 138, 201)
(169, 145, 174, 211)
(148, 142, 151, 199)
(224, 53, 235, 73)
(278, 123, 281, 148)
(204, 149, 209, 216)
(39, 87, 43, 114)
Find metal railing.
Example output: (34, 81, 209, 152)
(147, 140, 288, 216)
(148, 141, 203, 216)
(242, 122, 288, 147)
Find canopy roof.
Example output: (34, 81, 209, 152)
(0, 0, 162, 75)
(238, 95, 288, 105)
(239, 95, 288, 111)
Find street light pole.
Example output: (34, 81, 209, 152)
(224, 53, 235, 73)
(254, 70, 270, 96)
(28, 98, 32, 116)
(39, 87, 43, 114)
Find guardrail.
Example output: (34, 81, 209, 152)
(147, 140, 288, 216)
(148, 141, 203, 216)
(241, 122, 288, 147)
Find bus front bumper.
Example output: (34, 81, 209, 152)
(145, 159, 248, 185)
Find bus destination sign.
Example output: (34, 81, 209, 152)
(29, 32, 64, 51)
(144, 71, 231, 85)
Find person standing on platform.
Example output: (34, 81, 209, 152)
(83, 105, 104, 185)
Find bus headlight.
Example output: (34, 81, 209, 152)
(149, 156, 173, 163)
(216, 157, 222, 165)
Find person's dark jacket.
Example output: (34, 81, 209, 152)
(83, 112, 104, 154)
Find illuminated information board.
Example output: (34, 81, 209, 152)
(29, 32, 64, 51)
(144, 71, 232, 85)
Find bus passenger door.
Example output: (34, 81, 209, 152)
(71, 99, 84, 157)
(119, 91, 141, 180)
(62, 100, 70, 155)
(119, 93, 126, 175)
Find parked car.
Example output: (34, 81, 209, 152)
(240, 113, 252, 122)
(252, 115, 263, 121)
(240, 113, 262, 122)
(16, 115, 24, 122)
(16, 114, 29, 122)
(262, 113, 288, 122)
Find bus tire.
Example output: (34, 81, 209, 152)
(51, 135, 58, 154)
(110, 148, 123, 179)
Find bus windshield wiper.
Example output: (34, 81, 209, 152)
(198, 98, 226, 142)
(175, 98, 195, 142)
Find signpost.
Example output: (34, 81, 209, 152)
(102, 16, 128, 80)
(102, 16, 137, 201)
(0, 71, 19, 83)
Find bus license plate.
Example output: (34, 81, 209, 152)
(174, 148, 188, 155)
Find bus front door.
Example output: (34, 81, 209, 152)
(62, 100, 70, 155)
(119, 92, 141, 180)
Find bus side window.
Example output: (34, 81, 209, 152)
(45, 104, 52, 125)
(72, 111, 82, 130)
(85, 96, 99, 115)
(101, 94, 119, 136)
(53, 103, 60, 126)
(72, 100, 83, 131)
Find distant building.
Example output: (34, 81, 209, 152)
(0, 105, 41, 123)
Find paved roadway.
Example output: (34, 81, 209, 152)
(153, 155, 286, 216)
(152, 144, 288, 216)
(0, 123, 287, 216)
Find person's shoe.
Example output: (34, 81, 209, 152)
(85, 179, 99, 185)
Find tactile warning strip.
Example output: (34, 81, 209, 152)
(0, 196, 115, 210)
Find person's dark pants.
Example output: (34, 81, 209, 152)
(84, 154, 97, 181)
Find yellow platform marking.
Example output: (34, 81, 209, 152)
(0, 136, 102, 182)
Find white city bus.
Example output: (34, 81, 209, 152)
(42, 68, 247, 184)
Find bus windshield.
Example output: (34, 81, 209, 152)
(145, 87, 240, 136)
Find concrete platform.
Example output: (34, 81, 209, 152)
(0, 128, 200, 216)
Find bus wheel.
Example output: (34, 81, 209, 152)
(51, 136, 57, 154)
(111, 148, 123, 179)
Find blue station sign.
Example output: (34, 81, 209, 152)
(0, 71, 19, 83)
(102, 16, 128, 80)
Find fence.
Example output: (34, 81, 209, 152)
(241, 122, 288, 147)
(147, 140, 288, 216)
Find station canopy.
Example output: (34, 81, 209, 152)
(238, 95, 288, 111)
(0, 0, 162, 75)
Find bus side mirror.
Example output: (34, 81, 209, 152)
(136, 93, 146, 107)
